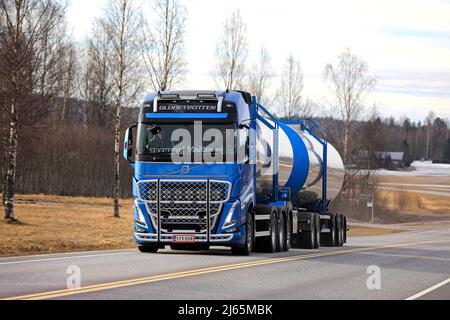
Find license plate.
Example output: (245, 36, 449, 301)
(172, 235, 196, 243)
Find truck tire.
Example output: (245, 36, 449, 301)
(231, 210, 254, 256)
(322, 213, 336, 247)
(343, 216, 348, 244)
(277, 213, 286, 252)
(298, 212, 316, 250)
(336, 214, 344, 247)
(314, 213, 321, 249)
(138, 245, 159, 253)
(333, 214, 341, 247)
(259, 210, 278, 253)
(283, 212, 292, 252)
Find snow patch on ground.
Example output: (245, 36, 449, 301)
(375, 161, 450, 177)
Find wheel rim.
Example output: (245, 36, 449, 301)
(279, 215, 285, 248)
(343, 218, 347, 242)
(286, 215, 291, 247)
(331, 218, 336, 242)
(316, 216, 320, 245)
(311, 216, 316, 244)
(335, 218, 341, 245)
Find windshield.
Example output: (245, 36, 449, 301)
(137, 123, 237, 163)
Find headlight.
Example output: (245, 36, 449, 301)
(223, 200, 239, 229)
(135, 202, 148, 227)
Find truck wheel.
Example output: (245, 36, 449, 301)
(334, 214, 343, 247)
(343, 216, 348, 244)
(336, 214, 345, 247)
(231, 210, 254, 256)
(277, 213, 286, 252)
(260, 210, 278, 253)
(314, 213, 321, 249)
(283, 212, 292, 252)
(299, 212, 316, 250)
(322, 213, 336, 247)
(138, 245, 159, 253)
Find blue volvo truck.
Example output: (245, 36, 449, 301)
(124, 90, 346, 255)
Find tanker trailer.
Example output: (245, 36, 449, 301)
(124, 90, 347, 255)
(254, 107, 346, 250)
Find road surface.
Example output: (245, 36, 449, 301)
(0, 226, 449, 300)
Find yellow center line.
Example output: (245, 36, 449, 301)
(2, 240, 446, 300)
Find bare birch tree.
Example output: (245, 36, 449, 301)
(277, 55, 308, 119)
(60, 42, 77, 123)
(425, 110, 436, 160)
(323, 48, 376, 164)
(142, 0, 187, 91)
(97, 0, 144, 218)
(77, 46, 94, 129)
(213, 10, 248, 90)
(0, 0, 67, 223)
(246, 46, 274, 105)
(33, 9, 68, 125)
(79, 22, 116, 129)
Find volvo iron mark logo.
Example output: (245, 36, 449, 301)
(181, 166, 190, 174)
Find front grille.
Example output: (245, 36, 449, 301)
(138, 181, 157, 201)
(137, 180, 231, 234)
(161, 181, 207, 202)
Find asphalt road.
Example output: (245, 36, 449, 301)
(0, 227, 449, 300)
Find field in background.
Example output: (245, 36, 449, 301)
(0, 195, 135, 257)
(375, 162, 450, 222)
(342, 162, 450, 223)
(377, 189, 450, 216)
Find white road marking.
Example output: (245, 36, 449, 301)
(0, 252, 136, 266)
(0, 248, 135, 261)
(405, 278, 450, 300)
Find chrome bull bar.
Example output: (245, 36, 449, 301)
(136, 179, 232, 243)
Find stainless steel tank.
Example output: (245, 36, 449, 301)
(256, 118, 345, 207)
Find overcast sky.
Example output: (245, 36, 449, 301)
(67, 0, 450, 122)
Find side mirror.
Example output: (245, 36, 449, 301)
(123, 125, 137, 163)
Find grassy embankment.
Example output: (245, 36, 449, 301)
(0, 194, 135, 256)
(376, 175, 450, 218)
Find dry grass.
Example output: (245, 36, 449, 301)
(0, 194, 135, 257)
(348, 226, 403, 237)
(373, 174, 450, 221)
(376, 190, 450, 215)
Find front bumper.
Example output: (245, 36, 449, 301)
(134, 231, 243, 247)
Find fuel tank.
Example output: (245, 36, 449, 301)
(256, 119, 345, 207)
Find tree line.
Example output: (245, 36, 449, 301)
(1, 1, 448, 223)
